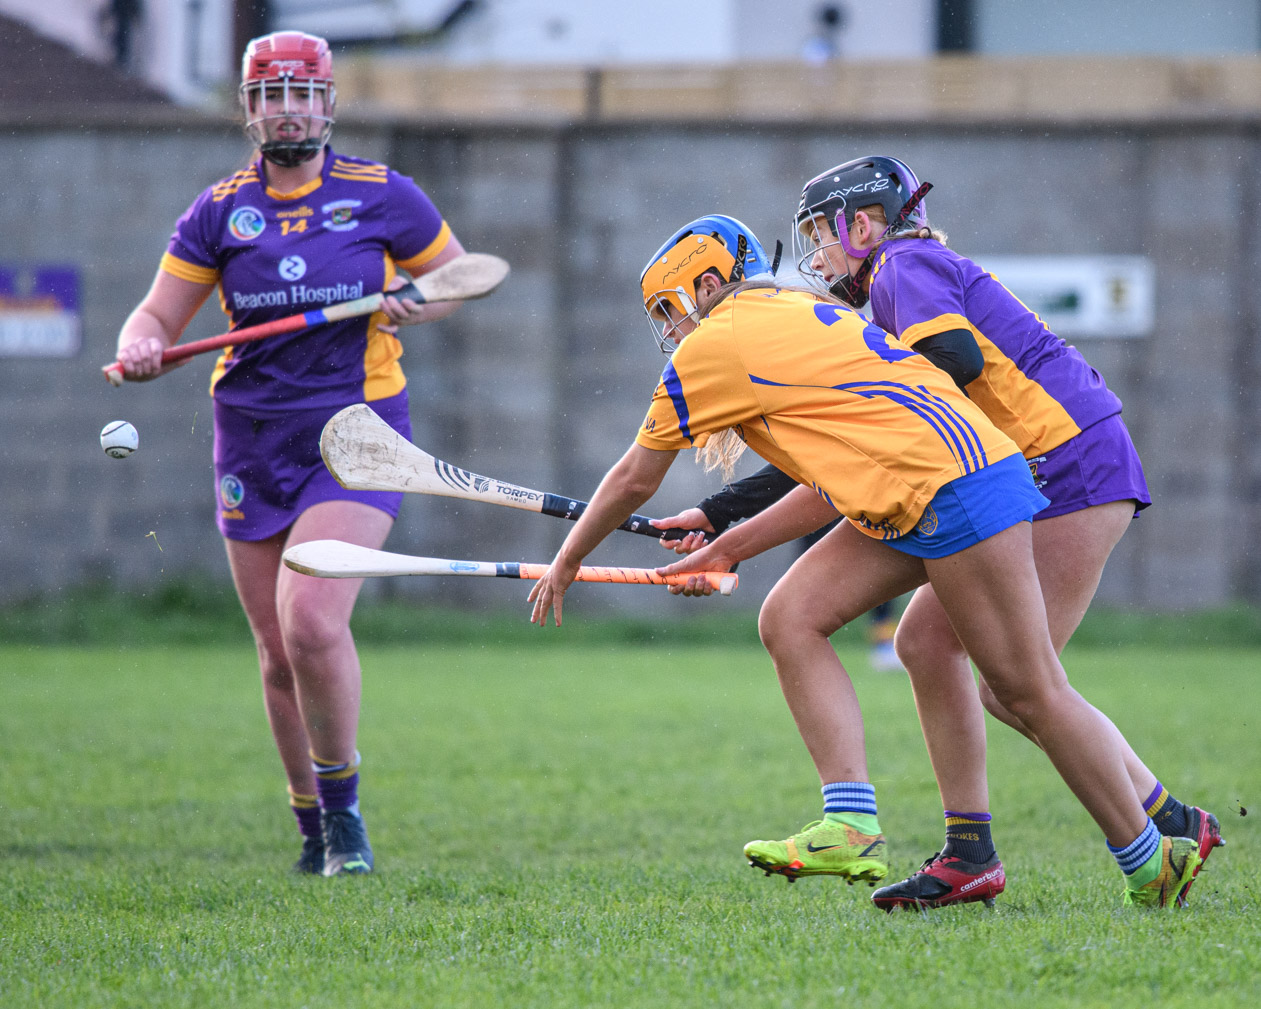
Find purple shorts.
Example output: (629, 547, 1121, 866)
(213, 392, 411, 541)
(1026, 414, 1151, 521)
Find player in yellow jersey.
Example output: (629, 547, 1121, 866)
(787, 158, 1217, 908)
(527, 216, 1199, 910)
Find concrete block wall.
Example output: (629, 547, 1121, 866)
(0, 113, 1256, 613)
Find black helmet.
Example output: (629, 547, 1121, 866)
(793, 156, 930, 308)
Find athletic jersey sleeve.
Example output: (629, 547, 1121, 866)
(161, 188, 222, 286)
(698, 464, 799, 534)
(869, 245, 970, 349)
(386, 172, 452, 274)
(636, 319, 761, 452)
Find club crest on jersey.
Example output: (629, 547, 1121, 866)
(322, 199, 362, 232)
(278, 255, 307, 281)
(219, 474, 245, 509)
(228, 206, 267, 241)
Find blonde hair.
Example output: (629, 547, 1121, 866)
(858, 203, 948, 248)
(688, 279, 846, 480)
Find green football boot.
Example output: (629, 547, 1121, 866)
(744, 815, 889, 884)
(1123, 836, 1201, 908)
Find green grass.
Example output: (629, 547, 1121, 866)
(2, 640, 1257, 1008)
(5, 578, 1261, 649)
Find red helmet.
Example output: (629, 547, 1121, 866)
(239, 32, 336, 168)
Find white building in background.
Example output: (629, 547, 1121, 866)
(0, 0, 1254, 106)
(273, 0, 1261, 60)
(271, 0, 936, 63)
(0, 0, 235, 105)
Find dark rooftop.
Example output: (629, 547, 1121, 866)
(0, 12, 172, 108)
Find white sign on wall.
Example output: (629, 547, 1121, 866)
(972, 255, 1155, 338)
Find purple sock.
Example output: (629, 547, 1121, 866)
(292, 803, 322, 838)
(289, 789, 322, 839)
(312, 751, 361, 812)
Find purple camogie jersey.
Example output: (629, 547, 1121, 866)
(160, 149, 450, 413)
(867, 240, 1122, 457)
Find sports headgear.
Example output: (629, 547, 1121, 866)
(793, 156, 931, 308)
(639, 215, 776, 353)
(240, 32, 336, 168)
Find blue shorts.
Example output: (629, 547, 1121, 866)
(885, 453, 1050, 559)
(213, 392, 410, 541)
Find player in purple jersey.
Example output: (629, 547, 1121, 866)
(114, 31, 472, 877)
(787, 155, 1221, 908)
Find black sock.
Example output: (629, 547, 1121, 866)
(1143, 782, 1191, 837)
(941, 810, 995, 864)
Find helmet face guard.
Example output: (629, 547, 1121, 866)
(793, 156, 931, 309)
(639, 215, 773, 354)
(642, 285, 702, 354)
(240, 32, 336, 168)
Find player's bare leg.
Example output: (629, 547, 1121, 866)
(976, 503, 1145, 772)
(276, 500, 391, 761)
(225, 534, 316, 795)
(745, 521, 926, 884)
(922, 522, 1147, 845)
(760, 521, 926, 782)
(225, 531, 322, 871)
(274, 499, 393, 875)
(988, 501, 1222, 890)
(872, 585, 1006, 910)
(894, 586, 990, 813)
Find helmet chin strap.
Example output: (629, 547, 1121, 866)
(828, 182, 933, 307)
(260, 139, 324, 167)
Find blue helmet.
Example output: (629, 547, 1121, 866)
(639, 215, 774, 352)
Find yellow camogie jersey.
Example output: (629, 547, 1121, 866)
(636, 288, 1022, 540)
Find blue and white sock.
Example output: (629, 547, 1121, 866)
(822, 781, 878, 816)
(1108, 818, 1161, 876)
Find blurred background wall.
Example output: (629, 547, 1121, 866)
(0, 0, 1258, 613)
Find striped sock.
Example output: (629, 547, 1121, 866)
(288, 788, 322, 839)
(1143, 782, 1190, 837)
(1108, 818, 1161, 877)
(821, 780, 878, 821)
(312, 750, 361, 813)
(941, 810, 995, 864)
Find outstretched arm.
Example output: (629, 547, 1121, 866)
(529, 443, 678, 626)
(659, 483, 840, 594)
(652, 463, 801, 554)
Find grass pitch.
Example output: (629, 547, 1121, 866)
(2, 634, 1257, 1008)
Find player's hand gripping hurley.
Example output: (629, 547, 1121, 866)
(282, 540, 738, 595)
(102, 253, 510, 385)
(320, 404, 709, 542)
